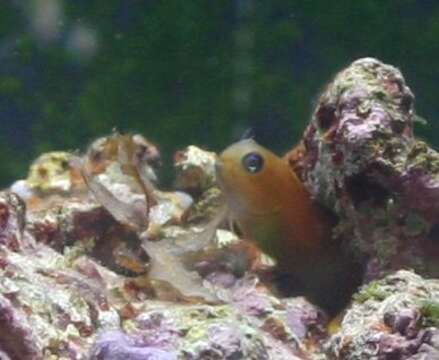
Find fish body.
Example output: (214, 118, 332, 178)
(216, 139, 361, 313)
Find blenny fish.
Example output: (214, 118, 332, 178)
(216, 139, 361, 314)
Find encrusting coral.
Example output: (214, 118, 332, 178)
(0, 58, 438, 359)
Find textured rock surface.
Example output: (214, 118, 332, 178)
(328, 270, 439, 359)
(0, 59, 438, 359)
(0, 216, 327, 359)
(0, 192, 27, 251)
(174, 145, 217, 197)
(287, 57, 439, 279)
(90, 290, 326, 360)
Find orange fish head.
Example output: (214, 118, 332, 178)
(216, 139, 289, 216)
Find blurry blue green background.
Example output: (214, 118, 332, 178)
(0, 1, 438, 187)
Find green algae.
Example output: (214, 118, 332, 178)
(353, 280, 391, 303)
(421, 300, 439, 327)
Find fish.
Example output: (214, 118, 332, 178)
(215, 139, 362, 314)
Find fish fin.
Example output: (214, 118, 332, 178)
(240, 128, 255, 140)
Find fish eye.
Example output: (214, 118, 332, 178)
(242, 152, 264, 173)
